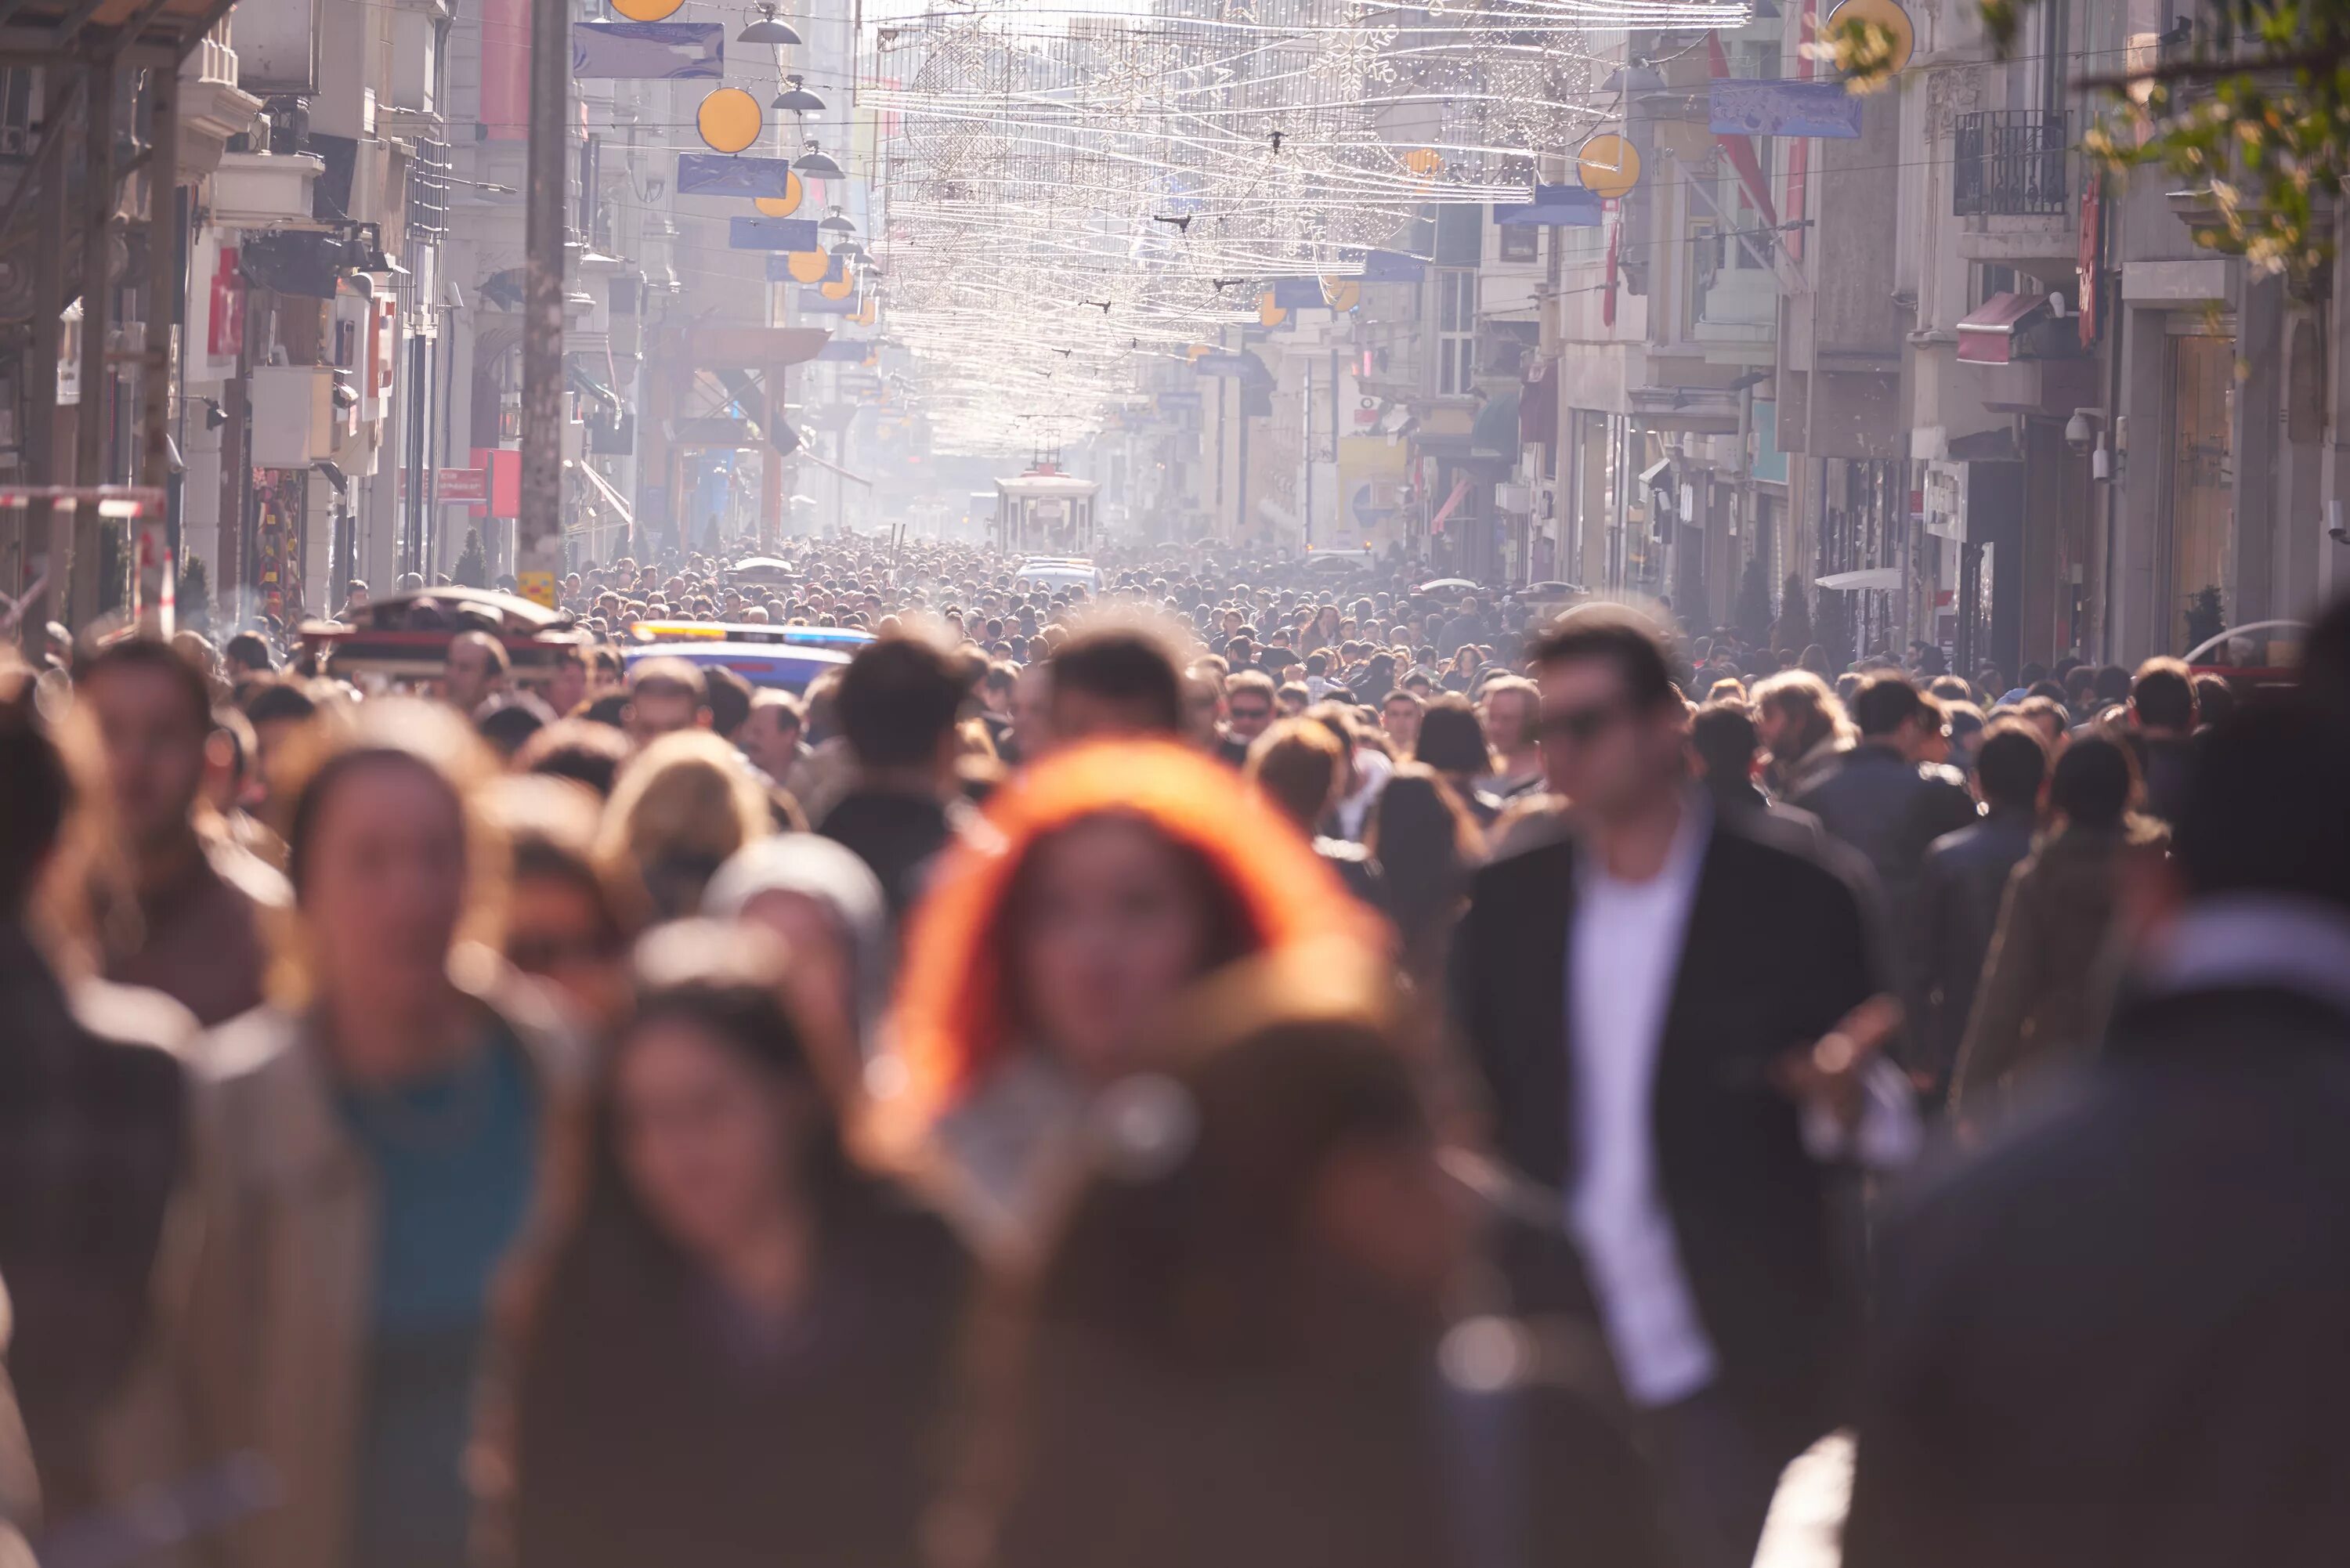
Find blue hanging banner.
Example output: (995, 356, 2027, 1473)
(1495, 184, 1603, 227)
(765, 251, 843, 281)
(1708, 78, 1862, 139)
(570, 22, 723, 79)
(1268, 278, 1325, 309)
(731, 216, 822, 251)
(679, 153, 795, 197)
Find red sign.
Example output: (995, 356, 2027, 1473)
(437, 467, 487, 503)
(208, 247, 244, 359)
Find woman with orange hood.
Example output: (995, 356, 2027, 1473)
(879, 738, 1380, 1256)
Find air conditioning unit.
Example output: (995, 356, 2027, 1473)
(249, 364, 336, 467)
(210, 151, 324, 228)
(1494, 482, 1533, 515)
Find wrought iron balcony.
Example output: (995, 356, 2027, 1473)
(1952, 110, 2069, 218)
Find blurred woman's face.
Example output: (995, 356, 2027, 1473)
(616, 1017, 805, 1263)
(1015, 816, 1217, 1081)
(302, 759, 467, 1006)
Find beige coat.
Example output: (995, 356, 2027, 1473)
(115, 959, 584, 1568)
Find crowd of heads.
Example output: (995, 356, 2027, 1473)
(7, 528, 2350, 1568)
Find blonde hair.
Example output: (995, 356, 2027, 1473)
(270, 697, 510, 1004)
(597, 731, 772, 912)
(1752, 669, 1855, 745)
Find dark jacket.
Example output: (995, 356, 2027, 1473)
(1914, 808, 2039, 1093)
(0, 925, 193, 1520)
(514, 1195, 971, 1568)
(1794, 745, 1979, 1050)
(1845, 980, 2350, 1568)
(819, 786, 959, 923)
(1947, 822, 2163, 1116)
(1447, 810, 1885, 1443)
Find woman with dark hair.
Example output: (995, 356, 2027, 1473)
(1365, 764, 1481, 983)
(507, 923, 967, 1568)
(1950, 733, 2168, 1118)
(959, 947, 1662, 1568)
(882, 739, 1378, 1257)
(1412, 696, 1499, 825)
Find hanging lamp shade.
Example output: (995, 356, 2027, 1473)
(794, 143, 844, 179)
(696, 88, 763, 154)
(772, 74, 826, 114)
(754, 170, 805, 217)
(737, 4, 803, 44)
(817, 208, 855, 235)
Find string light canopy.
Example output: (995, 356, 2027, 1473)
(855, 0, 1752, 450)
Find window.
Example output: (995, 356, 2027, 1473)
(1436, 269, 1477, 396)
(1498, 218, 1538, 263)
(1435, 204, 1483, 266)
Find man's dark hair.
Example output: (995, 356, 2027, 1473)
(1050, 628, 1184, 733)
(1413, 695, 1493, 775)
(0, 670, 72, 912)
(77, 635, 215, 734)
(2093, 663, 2133, 705)
(838, 636, 965, 768)
(703, 665, 754, 739)
(242, 678, 318, 728)
(1688, 701, 1759, 786)
(1849, 673, 1926, 739)
(515, 717, 632, 798)
(2130, 657, 2196, 732)
(475, 702, 547, 760)
(2171, 699, 2350, 909)
(1527, 612, 1677, 711)
(1974, 723, 2049, 812)
(2048, 733, 2135, 830)
(223, 630, 275, 674)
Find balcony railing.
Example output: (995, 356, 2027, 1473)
(1953, 110, 2069, 218)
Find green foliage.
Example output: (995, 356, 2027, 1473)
(1734, 555, 1775, 650)
(1811, 13, 1907, 93)
(454, 528, 489, 590)
(1773, 572, 1813, 654)
(179, 554, 210, 627)
(1815, 588, 1854, 672)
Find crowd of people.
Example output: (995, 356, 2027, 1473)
(7, 531, 2350, 1568)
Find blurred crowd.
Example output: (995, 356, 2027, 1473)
(7, 538, 2350, 1568)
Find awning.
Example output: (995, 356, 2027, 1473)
(1957, 292, 2052, 366)
(566, 459, 634, 527)
(1816, 566, 1901, 592)
(1470, 389, 1522, 457)
(1428, 475, 1473, 536)
(1639, 454, 1675, 489)
(1495, 184, 1603, 228)
(794, 444, 874, 490)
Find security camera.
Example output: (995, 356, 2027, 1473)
(2064, 410, 2092, 453)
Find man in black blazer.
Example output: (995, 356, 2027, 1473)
(1450, 611, 1914, 1568)
(1844, 700, 2350, 1568)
